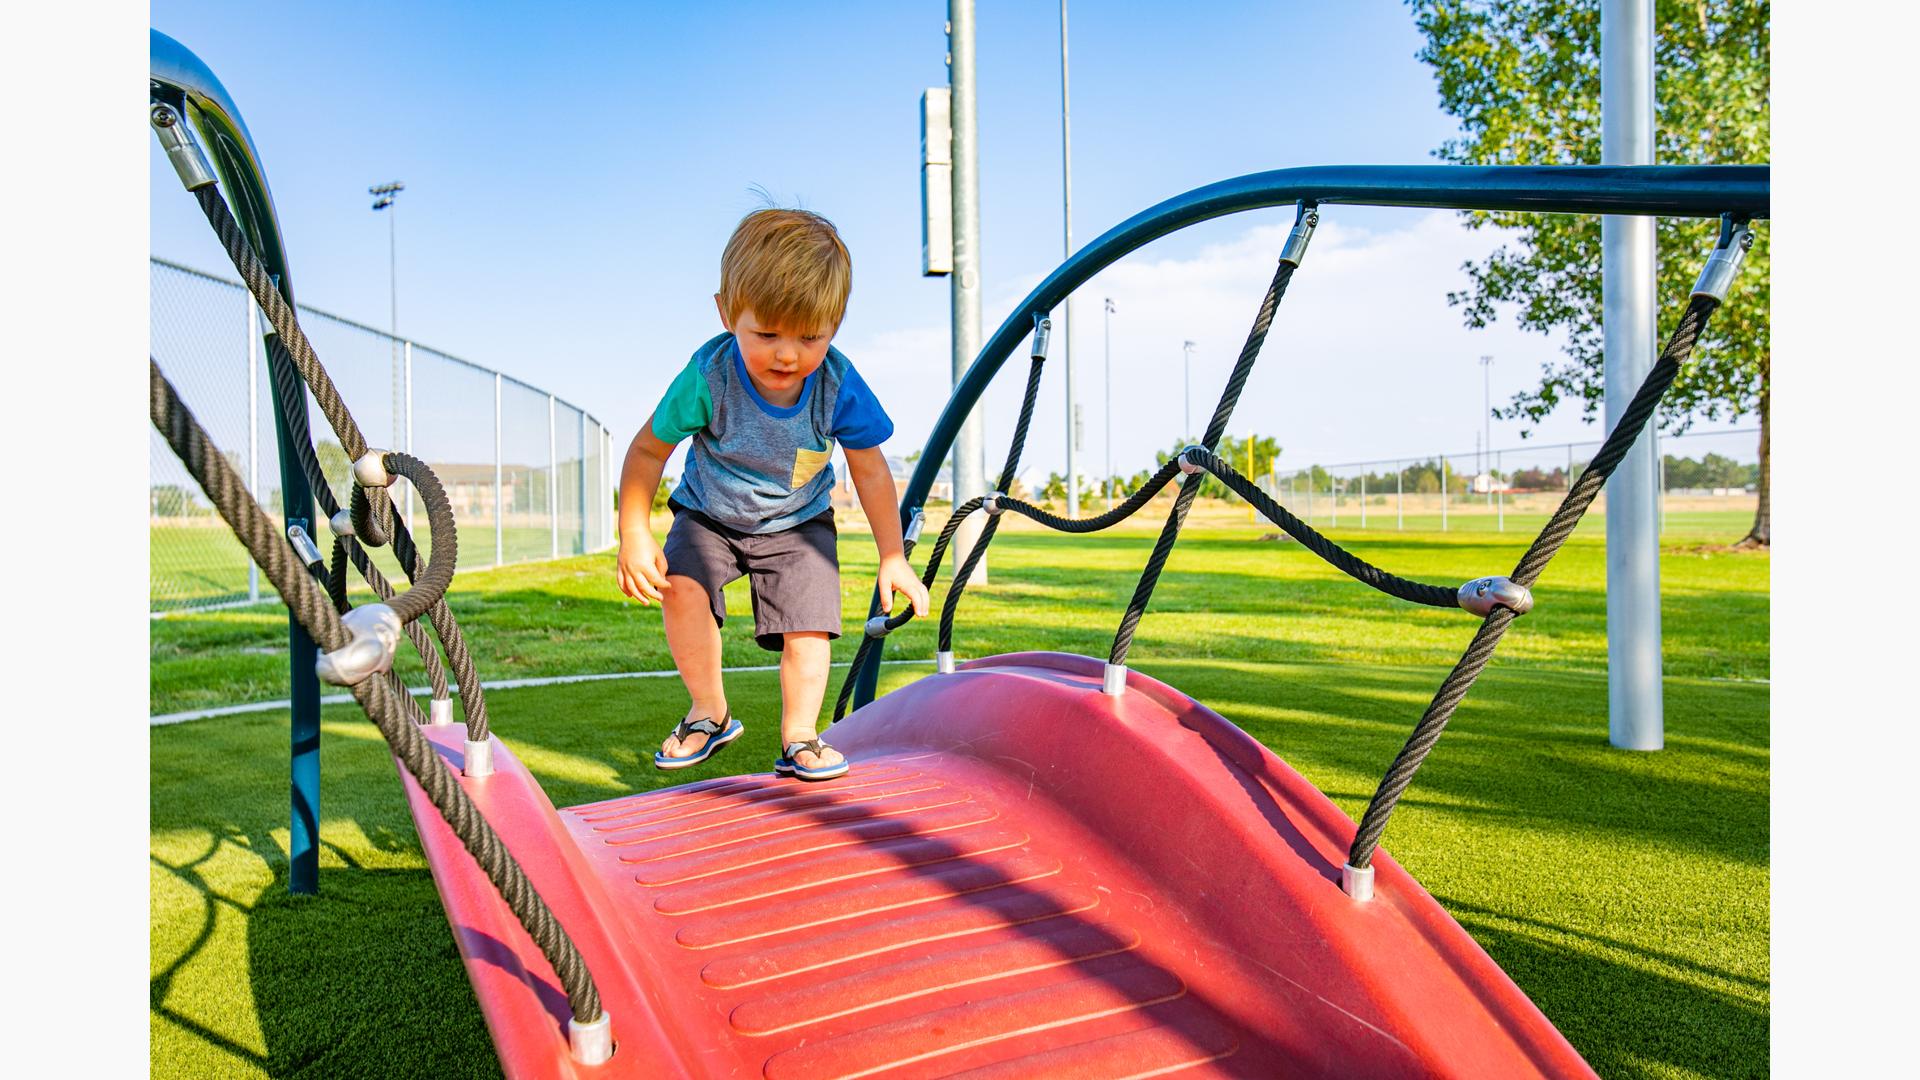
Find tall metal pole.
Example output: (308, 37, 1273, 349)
(371, 181, 404, 451)
(1103, 298, 1115, 508)
(1480, 354, 1494, 508)
(1060, 0, 1077, 517)
(949, 0, 989, 582)
(1602, 0, 1663, 750)
(1182, 340, 1195, 437)
(246, 297, 261, 604)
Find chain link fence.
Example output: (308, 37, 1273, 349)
(1252, 427, 1761, 535)
(151, 258, 616, 615)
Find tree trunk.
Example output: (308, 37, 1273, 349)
(1735, 358, 1769, 548)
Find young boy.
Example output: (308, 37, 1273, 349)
(616, 208, 928, 781)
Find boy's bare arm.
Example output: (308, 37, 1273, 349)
(616, 417, 678, 604)
(843, 446, 929, 617)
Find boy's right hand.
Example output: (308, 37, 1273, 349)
(617, 535, 672, 605)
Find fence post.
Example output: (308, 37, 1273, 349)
(247, 295, 260, 603)
(403, 341, 415, 534)
(494, 372, 503, 567)
(548, 394, 559, 559)
(1442, 454, 1449, 532)
(1331, 480, 1339, 528)
(1360, 473, 1367, 529)
(1396, 462, 1403, 530)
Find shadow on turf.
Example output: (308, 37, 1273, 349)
(151, 824, 499, 1079)
(1444, 904, 1768, 1078)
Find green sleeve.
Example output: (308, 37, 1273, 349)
(650, 357, 712, 443)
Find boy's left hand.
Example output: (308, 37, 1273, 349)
(877, 554, 929, 618)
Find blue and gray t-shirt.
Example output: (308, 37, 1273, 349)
(651, 332, 893, 534)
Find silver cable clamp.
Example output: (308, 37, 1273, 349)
(286, 523, 325, 566)
(864, 615, 894, 639)
(329, 509, 356, 538)
(353, 451, 395, 488)
(1030, 314, 1052, 361)
(150, 103, 218, 191)
(1176, 446, 1206, 476)
(1691, 215, 1755, 303)
(1102, 662, 1128, 697)
(1342, 861, 1375, 901)
(1458, 576, 1534, 617)
(569, 1010, 614, 1066)
(1279, 202, 1320, 267)
(904, 507, 926, 546)
(314, 604, 403, 686)
(982, 491, 1005, 516)
(936, 650, 957, 674)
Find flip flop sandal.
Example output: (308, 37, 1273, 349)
(652, 712, 743, 770)
(774, 738, 850, 782)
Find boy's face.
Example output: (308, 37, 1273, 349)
(716, 297, 835, 401)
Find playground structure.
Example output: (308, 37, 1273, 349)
(150, 28, 1765, 1080)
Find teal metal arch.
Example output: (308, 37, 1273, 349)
(151, 29, 324, 895)
(853, 163, 1770, 707)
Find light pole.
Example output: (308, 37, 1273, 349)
(372, 181, 405, 450)
(1479, 354, 1494, 507)
(1059, 0, 1077, 517)
(1104, 297, 1115, 509)
(1182, 340, 1196, 438)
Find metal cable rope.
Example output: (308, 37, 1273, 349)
(329, 535, 446, 720)
(1345, 293, 1719, 872)
(152, 357, 605, 1026)
(1109, 256, 1298, 667)
(248, 225, 492, 739)
(938, 354, 1050, 652)
(1177, 448, 1460, 608)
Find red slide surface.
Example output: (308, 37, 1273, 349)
(399, 652, 1596, 1078)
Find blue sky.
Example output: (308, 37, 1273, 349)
(150, 0, 1757, 485)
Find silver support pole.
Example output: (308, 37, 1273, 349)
(1060, 0, 1077, 518)
(1603, 0, 1663, 751)
(949, 0, 989, 582)
(1496, 449, 1504, 532)
(247, 296, 261, 603)
(493, 372, 503, 567)
(548, 393, 559, 559)
(403, 341, 415, 534)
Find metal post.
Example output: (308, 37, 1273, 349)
(1603, 0, 1662, 750)
(1060, 0, 1077, 518)
(1361, 473, 1367, 529)
(246, 296, 260, 603)
(1442, 455, 1449, 531)
(1396, 462, 1403, 530)
(1480, 354, 1493, 509)
(949, 0, 989, 582)
(1496, 449, 1504, 532)
(494, 372, 503, 567)
(548, 393, 559, 559)
(403, 341, 415, 534)
(1104, 297, 1114, 509)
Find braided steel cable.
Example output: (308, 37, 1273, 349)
(153, 357, 604, 1026)
(938, 356, 1048, 653)
(1345, 294, 1719, 871)
(1110, 257, 1297, 666)
(329, 536, 447, 722)
(1178, 448, 1459, 608)
(831, 497, 984, 721)
(258, 263, 492, 740)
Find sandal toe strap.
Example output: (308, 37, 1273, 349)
(783, 738, 834, 759)
(674, 711, 730, 739)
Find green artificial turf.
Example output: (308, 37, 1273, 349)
(151, 509, 1768, 1078)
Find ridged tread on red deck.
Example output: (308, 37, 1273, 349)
(397, 652, 1599, 1079)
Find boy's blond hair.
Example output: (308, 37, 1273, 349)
(718, 209, 852, 336)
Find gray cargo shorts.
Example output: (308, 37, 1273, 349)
(662, 500, 842, 652)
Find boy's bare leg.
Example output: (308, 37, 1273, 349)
(660, 573, 728, 758)
(779, 631, 840, 769)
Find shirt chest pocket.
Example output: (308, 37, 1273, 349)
(790, 446, 832, 489)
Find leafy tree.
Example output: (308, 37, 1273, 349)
(652, 474, 677, 512)
(1410, 0, 1770, 545)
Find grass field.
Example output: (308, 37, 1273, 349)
(150, 502, 1768, 1078)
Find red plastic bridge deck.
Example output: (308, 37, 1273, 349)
(399, 652, 1597, 1079)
